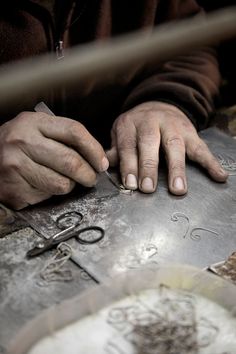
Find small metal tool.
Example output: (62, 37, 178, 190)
(104, 170, 125, 191)
(34, 101, 55, 116)
(27, 222, 104, 257)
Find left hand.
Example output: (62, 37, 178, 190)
(106, 102, 228, 194)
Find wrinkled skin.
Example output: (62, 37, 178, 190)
(106, 102, 228, 193)
(0, 103, 227, 210)
(0, 112, 109, 209)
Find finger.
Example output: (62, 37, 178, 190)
(116, 118, 138, 190)
(106, 146, 119, 167)
(37, 113, 109, 172)
(0, 174, 52, 210)
(1, 149, 77, 195)
(20, 136, 98, 187)
(162, 132, 187, 195)
(186, 137, 228, 182)
(21, 159, 77, 193)
(106, 126, 119, 167)
(137, 118, 160, 193)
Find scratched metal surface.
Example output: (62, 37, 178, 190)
(0, 127, 236, 351)
(0, 227, 96, 351)
(18, 127, 236, 281)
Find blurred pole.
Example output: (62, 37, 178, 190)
(0, 7, 236, 108)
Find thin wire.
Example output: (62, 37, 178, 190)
(217, 154, 236, 175)
(39, 242, 73, 283)
(106, 287, 219, 353)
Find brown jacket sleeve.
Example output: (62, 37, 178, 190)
(122, 0, 221, 131)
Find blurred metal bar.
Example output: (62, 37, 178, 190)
(0, 7, 236, 108)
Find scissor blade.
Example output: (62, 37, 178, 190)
(26, 241, 53, 257)
(26, 226, 80, 257)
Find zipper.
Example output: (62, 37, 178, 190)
(20, 1, 86, 113)
(54, 1, 88, 114)
(56, 40, 64, 60)
(54, 0, 88, 60)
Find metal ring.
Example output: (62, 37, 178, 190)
(76, 226, 105, 244)
(56, 211, 83, 230)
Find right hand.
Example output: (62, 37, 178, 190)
(0, 112, 109, 209)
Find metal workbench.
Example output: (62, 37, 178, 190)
(0, 127, 236, 352)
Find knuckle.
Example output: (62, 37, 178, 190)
(36, 112, 50, 120)
(14, 111, 35, 127)
(63, 154, 83, 177)
(53, 177, 74, 195)
(118, 113, 131, 124)
(1, 114, 35, 148)
(116, 123, 126, 137)
(164, 135, 184, 149)
(188, 142, 206, 160)
(70, 122, 85, 139)
(144, 109, 158, 120)
(116, 114, 132, 132)
(4, 133, 27, 148)
(15, 111, 31, 121)
(35, 112, 55, 128)
(115, 118, 137, 148)
(1, 154, 20, 172)
(119, 138, 136, 151)
(141, 158, 157, 170)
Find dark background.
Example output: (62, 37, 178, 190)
(198, 0, 236, 108)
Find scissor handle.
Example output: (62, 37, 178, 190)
(56, 211, 83, 230)
(76, 226, 105, 244)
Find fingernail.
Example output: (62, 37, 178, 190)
(125, 174, 138, 189)
(173, 177, 185, 191)
(101, 157, 109, 171)
(141, 177, 154, 192)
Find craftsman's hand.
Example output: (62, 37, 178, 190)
(0, 112, 109, 209)
(107, 102, 228, 194)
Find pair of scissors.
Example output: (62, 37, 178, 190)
(26, 211, 105, 257)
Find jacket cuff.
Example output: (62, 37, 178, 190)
(121, 82, 215, 131)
